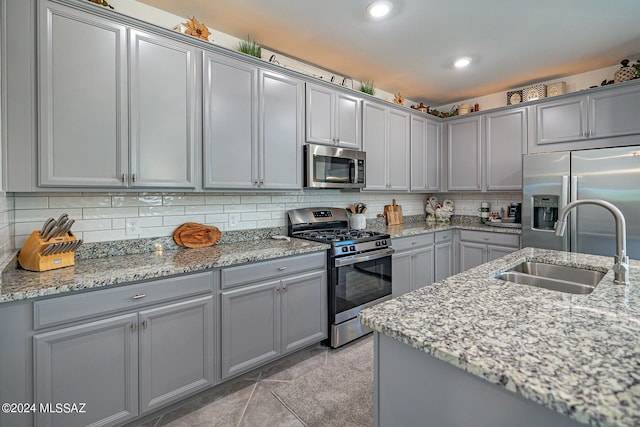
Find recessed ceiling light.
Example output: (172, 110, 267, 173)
(454, 57, 471, 68)
(367, 1, 393, 18)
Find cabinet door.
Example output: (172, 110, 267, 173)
(139, 296, 214, 414)
(485, 108, 527, 191)
(412, 246, 434, 289)
(447, 117, 481, 191)
(434, 241, 453, 282)
(281, 270, 327, 354)
(260, 71, 303, 189)
(305, 83, 334, 145)
(459, 241, 486, 272)
(589, 84, 640, 139)
(487, 245, 518, 262)
(388, 108, 411, 191)
(129, 29, 199, 188)
(392, 251, 413, 297)
(221, 280, 280, 379)
(426, 119, 441, 191)
(535, 97, 587, 145)
(363, 101, 388, 190)
(34, 313, 138, 427)
(335, 92, 361, 149)
(38, 1, 128, 187)
(410, 116, 427, 191)
(203, 53, 258, 189)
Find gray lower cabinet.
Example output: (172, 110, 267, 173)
(30, 272, 216, 427)
(33, 313, 139, 427)
(38, 0, 199, 189)
(458, 230, 520, 272)
(434, 231, 454, 282)
(220, 258, 327, 379)
(392, 234, 435, 297)
(203, 53, 303, 190)
(410, 115, 441, 192)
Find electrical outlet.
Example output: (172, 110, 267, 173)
(126, 219, 140, 235)
(229, 213, 241, 228)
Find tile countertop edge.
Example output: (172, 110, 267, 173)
(360, 247, 640, 427)
(0, 239, 330, 303)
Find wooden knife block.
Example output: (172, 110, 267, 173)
(18, 230, 77, 272)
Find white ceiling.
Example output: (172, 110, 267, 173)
(139, 0, 640, 105)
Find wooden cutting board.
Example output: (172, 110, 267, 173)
(173, 222, 221, 248)
(380, 199, 403, 225)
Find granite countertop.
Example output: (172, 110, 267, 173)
(368, 216, 522, 238)
(0, 238, 329, 303)
(360, 247, 640, 426)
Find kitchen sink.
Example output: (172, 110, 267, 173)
(496, 261, 606, 294)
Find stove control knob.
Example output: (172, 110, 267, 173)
(349, 245, 356, 252)
(381, 240, 387, 246)
(375, 241, 381, 246)
(342, 247, 348, 253)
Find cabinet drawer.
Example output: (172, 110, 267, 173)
(33, 271, 215, 330)
(434, 230, 453, 244)
(221, 252, 326, 289)
(392, 233, 434, 252)
(459, 230, 520, 247)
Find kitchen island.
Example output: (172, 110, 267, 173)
(360, 247, 640, 427)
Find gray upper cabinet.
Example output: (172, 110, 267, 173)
(203, 52, 258, 189)
(38, 1, 128, 188)
(259, 70, 304, 190)
(305, 83, 361, 149)
(532, 81, 640, 152)
(484, 107, 527, 191)
(447, 116, 482, 191)
(410, 115, 441, 191)
(203, 54, 302, 190)
(363, 101, 410, 191)
(38, 1, 199, 189)
(129, 29, 199, 188)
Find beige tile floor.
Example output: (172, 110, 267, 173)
(132, 335, 373, 427)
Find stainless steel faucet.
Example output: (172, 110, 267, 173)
(555, 199, 630, 285)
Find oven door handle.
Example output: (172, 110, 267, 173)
(334, 248, 395, 267)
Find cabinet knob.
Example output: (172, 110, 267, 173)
(130, 322, 137, 332)
(121, 173, 126, 182)
(132, 174, 137, 183)
(132, 293, 146, 300)
(283, 285, 287, 292)
(484, 237, 489, 241)
(278, 266, 287, 271)
(276, 287, 281, 293)
(254, 179, 259, 185)
(260, 179, 264, 185)
(142, 319, 148, 329)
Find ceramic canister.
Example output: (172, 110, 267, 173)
(350, 213, 367, 230)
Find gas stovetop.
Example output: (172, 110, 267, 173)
(287, 207, 391, 257)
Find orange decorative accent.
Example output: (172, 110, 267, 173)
(182, 16, 211, 41)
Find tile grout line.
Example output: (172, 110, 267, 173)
(236, 372, 262, 427)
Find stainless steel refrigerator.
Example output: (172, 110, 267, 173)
(522, 146, 640, 260)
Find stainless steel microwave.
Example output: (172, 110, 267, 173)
(304, 144, 366, 189)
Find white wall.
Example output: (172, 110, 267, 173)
(436, 65, 621, 112)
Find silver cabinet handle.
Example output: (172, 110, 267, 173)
(484, 237, 489, 241)
(276, 287, 281, 293)
(254, 179, 259, 185)
(278, 266, 287, 271)
(142, 319, 148, 329)
(283, 285, 287, 291)
(131, 322, 137, 332)
(411, 241, 417, 245)
(132, 174, 137, 182)
(132, 293, 146, 300)
(121, 173, 126, 182)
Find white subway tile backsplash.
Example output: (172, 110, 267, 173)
(14, 196, 48, 209)
(10, 191, 522, 245)
(49, 196, 111, 208)
(84, 207, 139, 219)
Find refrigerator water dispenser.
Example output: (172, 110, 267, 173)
(532, 196, 559, 230)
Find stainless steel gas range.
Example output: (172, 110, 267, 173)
(287, 207, 393, 347)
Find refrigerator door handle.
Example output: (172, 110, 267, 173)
(560, 175, 570, 251)
(570, 175, 578, 252)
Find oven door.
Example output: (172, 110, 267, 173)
(331, 248, 393, 324)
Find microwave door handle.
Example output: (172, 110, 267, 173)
(334, 248, 395, 267)
(349, 160, 355, 183)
